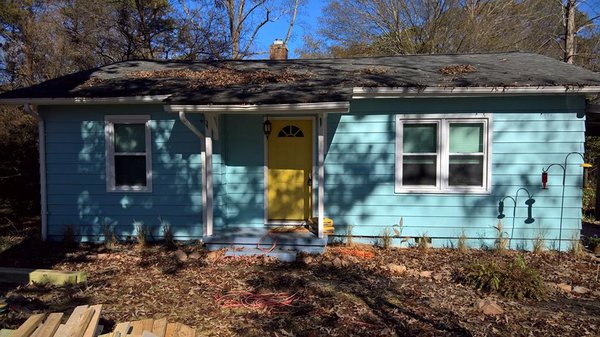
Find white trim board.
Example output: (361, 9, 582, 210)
(395, 113, 493, 194)
(105, 115, 153, 193)
(353, 86, 600, 98)
(165, 102, 350, 114)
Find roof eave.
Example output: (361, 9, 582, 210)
(164, 101, 351, 114)
(352, 86, 600, 99)
(0, 95, 171, 105)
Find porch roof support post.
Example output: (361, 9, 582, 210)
(318, 112, 327, 239)
(177, 111, 209, 237)
(205, 116, 214, 237)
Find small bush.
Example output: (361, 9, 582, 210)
(532, 231, 546, 254)
(568, 236, 584, 258)
(458, 255, 545, 300)
(63, 225, 76, 245)
(585, 234, 600, 250)
(103, 224, 117, 250)
(135, 222, 148, 248)
(379, 228, 392, 250)
(461, 259, 502, 293)
(345, 225, 354, 247)
(162, 222, 175, 249)
(416, 233, 431, 251)
(493, 220, 509, 253)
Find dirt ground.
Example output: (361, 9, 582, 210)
(0, 238, 599, 337)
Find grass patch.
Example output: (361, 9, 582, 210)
(457, 230, 468, 253)
(345, 225, 354, 247)
(135, 222, 149, 248)
(568, 233, 584, 257)
(378, 228, 392, 250)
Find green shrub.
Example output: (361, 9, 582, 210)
(459, 255, 545, 300)
(585, 235, 600, 250)
(583, 186, 595, 211)
(462, 259, 502, 293)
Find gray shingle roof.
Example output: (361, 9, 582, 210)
(1, 52, 600, 105)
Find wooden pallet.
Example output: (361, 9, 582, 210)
(99, 318, 195, 337)
(7, 304, 102, 337)
(3, 306, 195, 337)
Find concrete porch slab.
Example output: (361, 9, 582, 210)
(203, 227, 327, 256)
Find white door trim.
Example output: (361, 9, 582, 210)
(263, 116, 317, 225)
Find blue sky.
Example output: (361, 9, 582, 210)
(254, 0, 324, 58)
(253, 0, 600, 59)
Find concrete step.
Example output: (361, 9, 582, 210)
(224, 247, 298, 262)
(205, 242, 325, 254)
(203, 230, 327, 254)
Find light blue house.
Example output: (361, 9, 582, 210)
(2, 50, 600, 253)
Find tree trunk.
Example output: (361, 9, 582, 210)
(564, 0, 576, 64)
(594, 157, 600, 219)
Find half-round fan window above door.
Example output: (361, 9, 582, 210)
(278, 125, 304, 137)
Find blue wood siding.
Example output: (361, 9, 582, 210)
(39, 95, 588, 250)
(326, 96, 586, 249)
(219, 115, 265, 229)
(41, 105, 203, 241)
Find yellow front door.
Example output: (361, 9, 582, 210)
(268, 119, 313, 221)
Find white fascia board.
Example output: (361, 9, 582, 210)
(164, 101, 350, 114)
(352, 86, 600, 98)
(0, 95, 171, 105)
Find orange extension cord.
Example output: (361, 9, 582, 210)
(215, 291, 297, 313)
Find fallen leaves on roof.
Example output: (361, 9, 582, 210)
(358, 67, 387, 75)
(439, 64, 477, 75)
(81, 77, 105, 87)
(127, 67, 314, 88)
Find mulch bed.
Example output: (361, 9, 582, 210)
(0, 239, 599, 337)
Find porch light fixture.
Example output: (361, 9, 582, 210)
(541, 152, 591, 255)
(263, 118, 272, 138)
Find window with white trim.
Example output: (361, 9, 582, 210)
(105, 115, 152, 192)
(395, 114, 491, 193)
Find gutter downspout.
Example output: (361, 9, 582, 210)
(23, 103, 47, 241)
(178, 112, 211, 237)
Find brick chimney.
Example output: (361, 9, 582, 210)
(269, 39, 288, 60)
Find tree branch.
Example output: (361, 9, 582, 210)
(284, 0, 299, 44)
(240, 9, 270, 57)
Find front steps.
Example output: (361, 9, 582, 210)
(203, 228, 327, 261)
(224, 247, 298, 262)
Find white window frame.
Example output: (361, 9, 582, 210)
(395, 113, 492, 194)
(105, 115, 153, 192)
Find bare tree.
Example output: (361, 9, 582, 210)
(560, 0, 600, 64)
(197, 0, 303, 59)
(304, 0, 599, 70)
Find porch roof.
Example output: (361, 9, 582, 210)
(1, 52, 600, 105)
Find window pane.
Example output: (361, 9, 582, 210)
(115, 155, 147, 187)
(403, 124, 437, 153)
(115, 124, 146, 153)
(402, 155, 437, 186)
(449, 155, 483, 186)
(449, 123, 483, 153)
